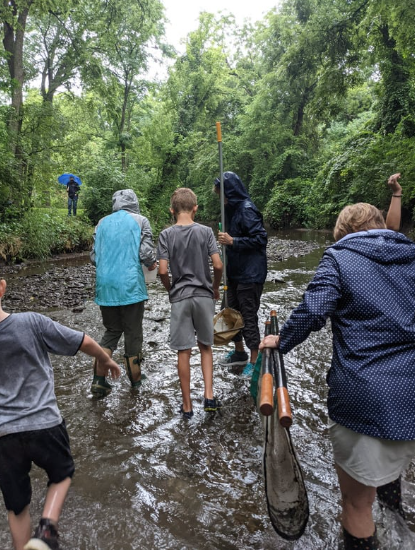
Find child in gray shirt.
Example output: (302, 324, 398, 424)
(157, 188, 223, 418)
(0, 277, 120, 550)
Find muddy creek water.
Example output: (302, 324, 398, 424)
(0, 231, 414, 550)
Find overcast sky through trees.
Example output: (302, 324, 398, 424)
(148, 0, 280, 79)
(163, 0, 280, 51)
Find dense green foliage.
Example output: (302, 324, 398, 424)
(0, 210, 93, 262)
(1, 0, 415, 261)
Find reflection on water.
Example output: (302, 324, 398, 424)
(0, 232, 414, 550)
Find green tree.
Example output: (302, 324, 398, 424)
(88, 0, 166, 171)
(2, 0, 34, 159)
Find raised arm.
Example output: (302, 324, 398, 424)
(385, 173, 402, 231)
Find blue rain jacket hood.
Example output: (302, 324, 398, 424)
(215, 172, 267, 283)
(279, 229, 415, 440)
(92, 189, 156, 306)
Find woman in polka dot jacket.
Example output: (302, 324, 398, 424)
(260, 174, 414, 549)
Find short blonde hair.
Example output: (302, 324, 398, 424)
(170, 188, 197, 214)
(333, 203, 386, 241)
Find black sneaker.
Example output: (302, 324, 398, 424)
(179, 405, 194, 419)
(218, 351, 248, 367)
(24, 519, 60, 550)
(204, 397, 221, 412)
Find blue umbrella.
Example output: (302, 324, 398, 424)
(58, 173, 82, 186)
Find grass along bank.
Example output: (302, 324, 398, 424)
(0, 208, 94, 264)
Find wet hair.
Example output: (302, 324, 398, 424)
(170, 188, 197, 214)
(333, 203, 386, 241)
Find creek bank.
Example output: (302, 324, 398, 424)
(2, 237, 321, 313)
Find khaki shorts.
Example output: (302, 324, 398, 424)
(170, 296, 214, 350)
(329, 419, 415, 486)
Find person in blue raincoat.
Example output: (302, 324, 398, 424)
(90, 189, 157, 395)
(215, 171, 267, 378)
(260, 174, 415, 550)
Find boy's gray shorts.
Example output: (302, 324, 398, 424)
(170, 296, 215, 350)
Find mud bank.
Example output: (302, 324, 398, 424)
(1, 237, 321, 313)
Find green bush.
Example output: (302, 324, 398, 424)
(0, 222, 23, 263)
(0, 210, 93, 263)
(80, 162, 127, 225)
(264, 178, 313, 229)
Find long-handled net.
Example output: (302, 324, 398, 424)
(213, 122, 243, 346)
(256, 310, 309, 540)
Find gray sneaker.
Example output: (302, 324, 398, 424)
(218, 351, 248, 367)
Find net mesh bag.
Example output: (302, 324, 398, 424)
(213, 307, 244, 345)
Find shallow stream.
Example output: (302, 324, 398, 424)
(0, 230, 414, 549)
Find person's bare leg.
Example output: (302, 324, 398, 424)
(335, 463, 376, 538)
(41, 477, 72, 524)
(8, 506, 31, 550)
(177, 349, 192, 411)
(234, 341, 245, 353)
(198, 342, 213, 400)
(250, 349, 258, 365)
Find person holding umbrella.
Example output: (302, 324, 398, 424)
(215, 171, 268, 378)
(66, 176, 80, 216)
(57, 173, 82, 216)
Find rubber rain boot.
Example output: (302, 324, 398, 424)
(91, 347, 113, 397)
(343, 527, 378, 550)
(124, 354, 145, 388)
(377, 476, 405, 519)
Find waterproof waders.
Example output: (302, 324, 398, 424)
(124, 354, 145, 388)
(91, 348, 113, 396)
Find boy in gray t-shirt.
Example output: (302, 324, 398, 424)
(0, 277, 121, 550)
(157, 188, 223, 418)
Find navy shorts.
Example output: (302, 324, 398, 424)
(0, 420, 75, 515)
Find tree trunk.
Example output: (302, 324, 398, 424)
(2, 0, 33, 159)
(378, 24, 415, 136)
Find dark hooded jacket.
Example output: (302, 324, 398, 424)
(67, 180, 80, 198)
(215, 172, 267, 284)
(279, 229, 415, 440)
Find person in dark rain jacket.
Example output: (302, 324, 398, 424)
(66, 176, 80, 216)
(215, 171, 267, 377)
(260, 173, 415, 550)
